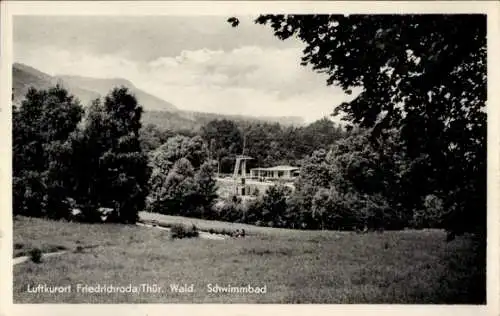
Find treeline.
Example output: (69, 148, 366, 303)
(139, 104, 449, 231)
(16, 85, 342, 224)
(12, 85, 457, 232)
(141, 110, 304, 134)
(141, 116, 347, 173)
(149, 129, 448, 231)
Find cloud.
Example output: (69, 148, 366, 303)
(14, 43, 357, 122)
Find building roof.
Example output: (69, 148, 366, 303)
(251, 165, 300, 171)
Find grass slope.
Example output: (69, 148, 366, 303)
(13, 216, 485, 304)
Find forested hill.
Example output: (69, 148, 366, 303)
(13, 62, 100, 107)
(13, 62, 177, 112)
(55, 75, 177, 112)
(12, 63, 305, 130)
(142, 110, 304, 133)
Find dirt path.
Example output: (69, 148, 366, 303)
(13, 251, 67, 265)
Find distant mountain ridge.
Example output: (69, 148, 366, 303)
(13, 62, 177, 113)
(13, 63, 100, 106)
(55, 74, 177, 112)
(12, 62, 305, 129)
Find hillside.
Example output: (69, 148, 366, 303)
(13, 63, 177, 113)
(179, 110, 304, 127)
(12, 63, 304, 129)
(56, 75, 177, 112)
(12, 63, 100, 107)
(142, 110, 305, 133)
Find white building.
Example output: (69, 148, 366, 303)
(250, 165, 300, 180)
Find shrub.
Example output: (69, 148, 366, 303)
(14, 243, 24, 250)
(215, 197, 247, 222)
(193, 161, 218, 214)
(260, 185, 292, 227)
(411, 194, 445, 229)
(245, 197, 264, 225)
(29, 248, 43, 263)
(170, 223, 199, 239)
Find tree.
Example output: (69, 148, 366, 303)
(139, 123, 173, 152)
(295, 149, 332, 191)
(148, 158, 198, 215)
(249, 14, 486, 238)
(300, 117, 345, 154)
(201, 119, 243, 173)
(294, 131, 420, 230)
(13, 85, 83, 218)
(261, 185, 292, 227)
(73, 87, 149, 223)
(326, 132, 388, 195)
(147, 135, 215, 217)
(193, 161, 218, 217)
(151, 135, 208, 170)
(147, 135, 207, 212)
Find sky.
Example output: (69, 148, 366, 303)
(14, 16, 357, 122)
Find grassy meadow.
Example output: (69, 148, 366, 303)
(13, 215, 485, 304)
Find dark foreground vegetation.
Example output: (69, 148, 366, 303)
(12, 14, 486, 304)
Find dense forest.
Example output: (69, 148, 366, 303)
(141, 116, 346, 173)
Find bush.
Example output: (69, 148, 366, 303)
(170, 223, 199, 239)
(29, 248, 43, 263)
(213, 197, 246, 222)
(245, 197, 264, 225)
(14, 243, 24, 250)
(260, 185, 292, 227)
(411, 194, 445, 229)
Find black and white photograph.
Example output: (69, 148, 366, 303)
(2, 0, 498, 310)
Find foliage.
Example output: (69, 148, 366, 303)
(253, 14, 486, 237)
(293, 132, 408, 230)
(12, 85, 84, 218)
(295, 149, 332, 191)
(199, 117, 346, 172)
(149, 135, 208, 175)
(241, 117, 345, 169)
(170, 223, 199, 239)
(260, 185, 293, 227)
(412, 194, 445, 229)
(193, 161, 219, 217)
(139, 123, 174, 152)
(149, 158, 197, 215)
(210, 196, 246, 223)
(296, 117, 345, 156)
(148, 155, 218, 219)
(29, 247, 43, 263)
(71, 87, 149, 223)
(147, 136, 216, 218)
(200, 119, 243, 173)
